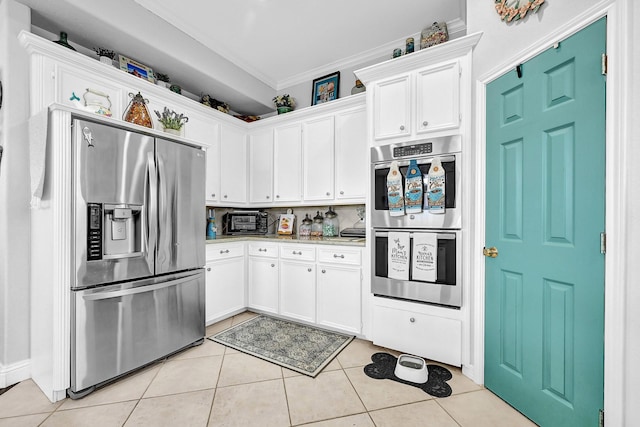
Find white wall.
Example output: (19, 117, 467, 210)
(467, 0, 639, 423)
(0, 0, 32, 387)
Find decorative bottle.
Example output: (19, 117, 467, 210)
(311, 211, 324, 237)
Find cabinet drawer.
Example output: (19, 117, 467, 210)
(372, 305, 461, 366)
(247, 242, 278, 258)
(206, 242, 244, 261)
(318, 247, 361, 266)
(280, 245, 316, 261)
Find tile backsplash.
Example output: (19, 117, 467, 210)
(207, 205, 365, 236)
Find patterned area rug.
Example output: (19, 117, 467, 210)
(364, 352, 453, 397)
(208, 315, 354, 377)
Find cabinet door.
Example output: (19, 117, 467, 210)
(249, 129, 274, 204)
(317, 264, 361, 334)
(273, 123, 302, 203)
(303, 116, 335, 201)
(205, 124, 221, 203)
(219, 124, 248, 203)
(279, 260, 315, 323)
(205, 257, 246, 324)
(373, 74, 411, 141)
(335, 106, 367, 201)
(416, 61, 460, 134)
(248, 257, 279, 314)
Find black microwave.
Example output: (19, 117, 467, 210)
(222, 211, 268, 235)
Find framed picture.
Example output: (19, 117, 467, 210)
(118, 55, 155, 83)
(311, 71, 340, 105)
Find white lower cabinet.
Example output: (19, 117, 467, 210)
(205, 243, 246, 324)
(279, 259, 316, 323)
(372, 301, 462, 366)
(317, 264, 361, 334)
(247, 242, 279, 314)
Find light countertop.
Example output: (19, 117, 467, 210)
(205, 234, 366, 247)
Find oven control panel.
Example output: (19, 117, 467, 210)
(393, 142, 432, 158)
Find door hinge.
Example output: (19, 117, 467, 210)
(599, 409, 604, 427)
(601, 53, 608, 75)
(600, 232, 606, 254)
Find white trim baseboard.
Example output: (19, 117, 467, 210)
(0, 359, 30, 389)
(472, 1, 629, 425)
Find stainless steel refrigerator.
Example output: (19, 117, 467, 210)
(69, 118, 205, 398)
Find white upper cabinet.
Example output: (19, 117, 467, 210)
(219, 124, 248, 204)
(372, 74, 412, 141)
(302, 115, 335, 202)
(415, 61, 460, 135)
(335, 106, 367, 201)
(205, 123, 221, 203)
(248, 129, 274, 204)
(273, 123, 303, 203)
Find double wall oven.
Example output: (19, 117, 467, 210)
(371, 136, 462, 308)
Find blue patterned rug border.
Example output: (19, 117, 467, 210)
(208, 315, 354, 377)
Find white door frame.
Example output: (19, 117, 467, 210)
(471, 1, 630, 425)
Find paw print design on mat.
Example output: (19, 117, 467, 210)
(363, 352, 453, 397)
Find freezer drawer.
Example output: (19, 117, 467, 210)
(70, 270, 205, 396)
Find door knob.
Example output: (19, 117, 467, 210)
(483, 247, 499, 258)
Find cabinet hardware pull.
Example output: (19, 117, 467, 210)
(422, 121, 428, 127)
(259, 248, 266, 252)
(271, 264, 275, 267)
(220, 249, 230, 254)
(400, 125, 405, 131)
(223, 195, 228, 198)
(292, 251, 302, 255)
(340, 191, 344, 195)
(207, 267, 211, 271)
(409, 317, 415, 323)
(333, 254, 345, 259)
(266, 196, 270, 199)
(211, 193, 215, 198)
(276, 195, 280, 198)
(307, 268, 312, 272)
(322, 269, 326, 273)
(326, 192, 330, 196)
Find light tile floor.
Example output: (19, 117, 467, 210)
(0, 311, 537, 426)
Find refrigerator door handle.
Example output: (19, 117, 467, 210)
(82, 275, 194, 301)
(146, 151, 158, 270)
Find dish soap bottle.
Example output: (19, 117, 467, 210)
(206, 209, 217, 240)
(387, 161, 405, 216)
(404, 159, 423, 214)
(427, 157, 445, 214)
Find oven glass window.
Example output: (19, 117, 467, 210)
(374, 160, 456, 211)
(374, 235, 456, 285)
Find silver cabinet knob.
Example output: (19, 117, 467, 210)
(340, 191, 344, 195)
(276, 195, 280, 198)
(307, 268, 312, 272)
(326, 192, 330, 196)
(207, 267, 211, 271)
(271, 263, 275, 267)
(409, 317, 415, 323)
(422, 121, 428, 127)
(266, 195, 270, 199)
(223, 195, 228, 198)
(321, 269, 326, 273)
(211, 193, 216, 198)
(400, 125, 405, 131)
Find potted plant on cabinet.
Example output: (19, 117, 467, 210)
(93, 47, 116, 66)
(154, 107, 189, 136)
(273, 94, 295, 114)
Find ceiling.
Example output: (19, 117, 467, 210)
(16, 0, 466, 115)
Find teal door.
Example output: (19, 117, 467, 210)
(485, 18, 606, 427)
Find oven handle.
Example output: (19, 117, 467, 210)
(373, 155, 456, 169)
(374, 231, 455, 240)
